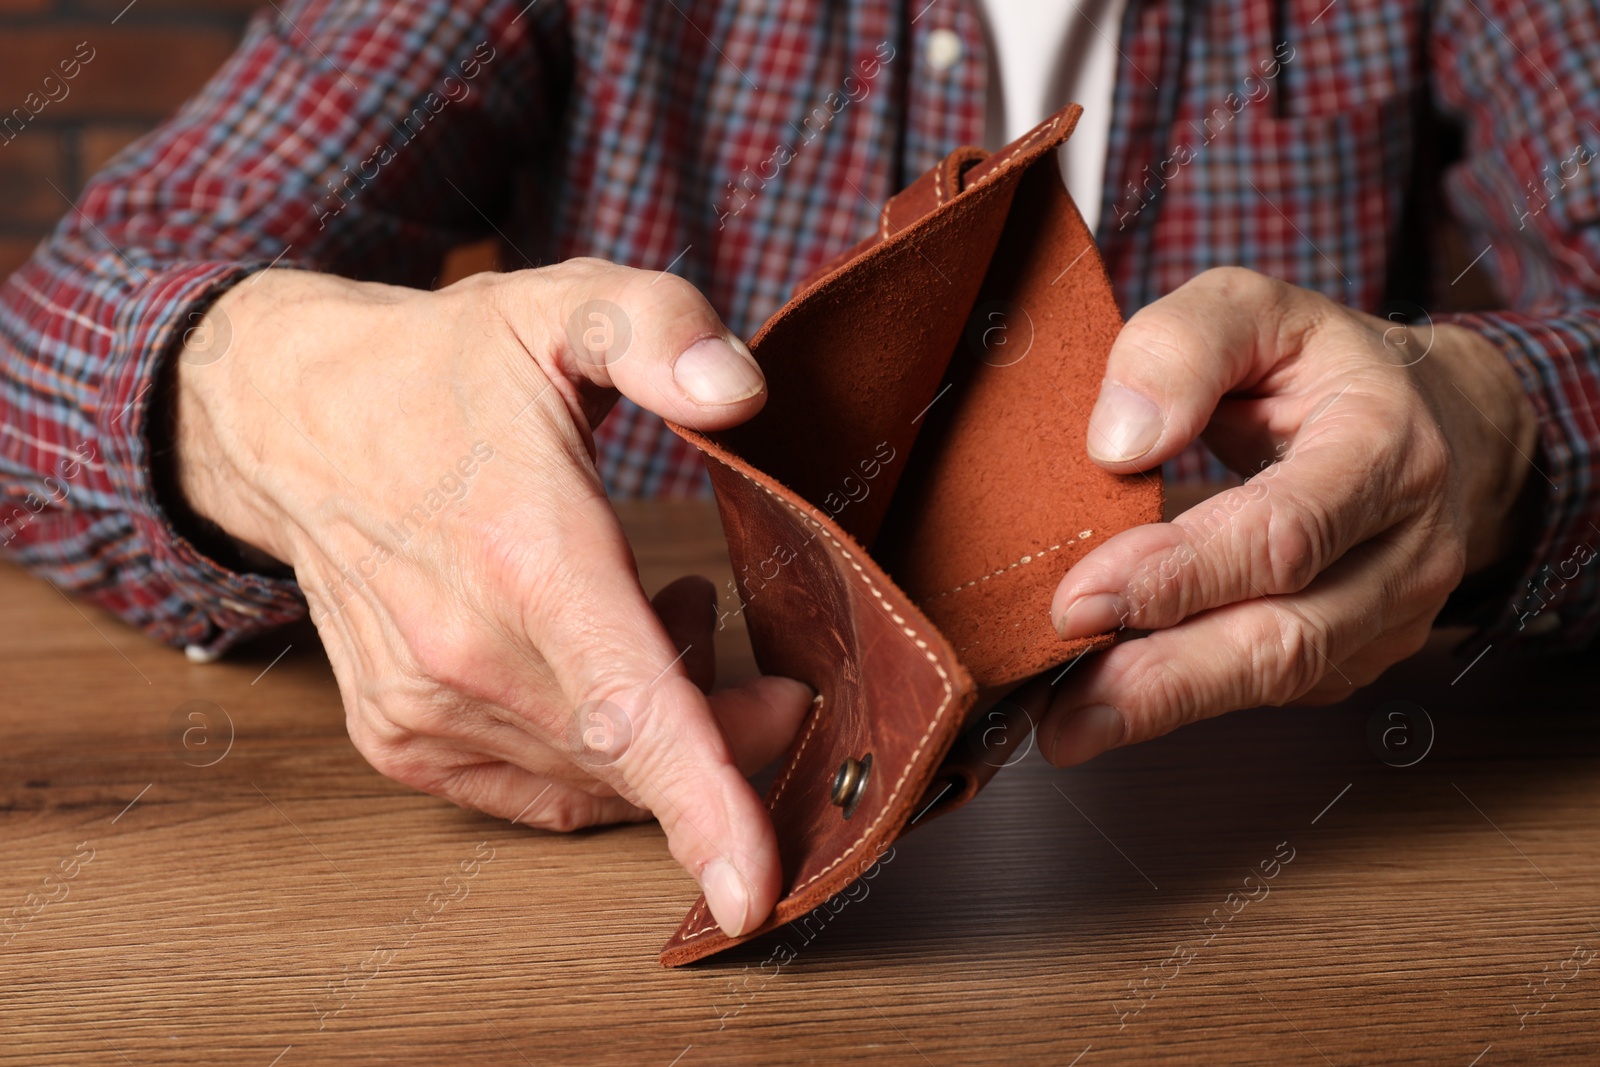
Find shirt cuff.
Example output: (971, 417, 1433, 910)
(1439, 308, 1600, 655)
(96, 260, 309, 657)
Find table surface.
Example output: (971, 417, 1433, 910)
(3, 499, 1598, 1066)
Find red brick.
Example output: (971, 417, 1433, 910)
(0, 131, 70, 227)
(0, 29, 240, 121)
(0, 238, 45, 279)
(79, 0, 263, 15)
(79, 123, 150, 179)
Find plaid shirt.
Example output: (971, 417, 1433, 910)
(2, 0, 1598, 659)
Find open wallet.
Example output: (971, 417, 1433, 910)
(661, 103, 1163, 966)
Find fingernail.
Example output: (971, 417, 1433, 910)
(1087, 384, 1164, 463)
(1044, 704, 1126, 768)
(1056, 592, 1129, 640)
(701, 858, 753, 937)
(674, 336, 765, 405)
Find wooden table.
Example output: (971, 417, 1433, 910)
(3, 499, 1597, 1065)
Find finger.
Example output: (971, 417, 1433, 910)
(441, 760, 651, 831)
(522, 491, 781, 937)
(1038, 537, 1417, 767)
(535, 259, 767, 429)
(1051, 405, 1431, 639)
(652, 576, 813, 769)
(651, 575, 718, 693)
(471, 666, 811, 782)
(709, 677, 816, 775)
(1084, 267, 1325, 470)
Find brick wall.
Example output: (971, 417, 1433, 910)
(0, 0, 258, 278)
(0, 0, 494, 284)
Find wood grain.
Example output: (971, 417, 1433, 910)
(2, 499, 1597, 1065)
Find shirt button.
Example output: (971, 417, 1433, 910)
(926, 28, 963, 72)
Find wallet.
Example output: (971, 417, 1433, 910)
(662, 104, 1163, 966)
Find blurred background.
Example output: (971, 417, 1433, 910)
(0, 0, 495, 284)
(0, 0, 254, 278)
(0, 1, 1496, 306)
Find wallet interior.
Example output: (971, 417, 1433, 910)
(711, 137, 1145, 690)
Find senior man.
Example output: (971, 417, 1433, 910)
(3, 0, 1597, 940)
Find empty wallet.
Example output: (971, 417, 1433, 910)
(662, 103, 1163, 966)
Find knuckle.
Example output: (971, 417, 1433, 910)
(1202, 265, 1269, 295)
(1263, 495, 1330, 593)
(1152, 494, 1249, 621)
(1254, 606, 1328, 705)
(602, 676, 713, 794)
(540, 256, 614, 285)
(566, 688, 639, 770)
(359, 735, 439, 791)
(1199, 265, 1287, 311)
(402, 615, 498, 704)
(1422, 536, 1469, 603)
(1387, 399, 1451, 478)
(1416, 424, 1453, 487)
(410, 641, 480, 700)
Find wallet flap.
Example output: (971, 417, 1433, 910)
(704, 150, 1036, 548)
(872, 124, 1163, 688)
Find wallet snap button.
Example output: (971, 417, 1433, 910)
(830, 754, 872, 819)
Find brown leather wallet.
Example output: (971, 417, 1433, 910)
(662, 104, 1163, 966)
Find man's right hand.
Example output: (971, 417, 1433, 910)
(173, 260, 813, 938)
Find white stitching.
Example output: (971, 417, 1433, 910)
(934, 162, 945, 206)
(765, 693, 827, 808)
(968, 112, 1062, 189)
(927, 529, 1095, 601)
(674, 469, 957, 944)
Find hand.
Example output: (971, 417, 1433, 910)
(174, 260, 814, 936)
(1039, 267, 1537, 765)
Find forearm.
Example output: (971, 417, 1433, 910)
(0, 0, 546, 653)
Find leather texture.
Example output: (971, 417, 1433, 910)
(662, 104, 1164, 966)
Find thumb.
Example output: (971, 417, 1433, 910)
(1084, 267, 1310, 471)
(536, 258, 768, 431)
(527, 493, 784, 937)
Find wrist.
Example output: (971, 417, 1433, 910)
(1409, 322, 1538, 574)
(172, 269, 364, 569)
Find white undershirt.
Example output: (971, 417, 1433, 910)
(969, 0, 1127, 235)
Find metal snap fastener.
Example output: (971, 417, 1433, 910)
(830, 753, 872, 819)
